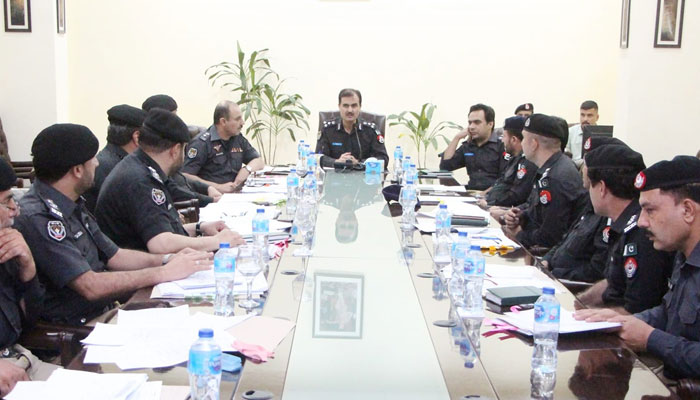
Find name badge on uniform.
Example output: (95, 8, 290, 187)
(464, 152, 475, 157)
(624, 257, 638, 278)
(48, 221, 66, 241)
(332, 142, 343, 146)
(623, 243, 637, 256)
(74, 231, 84, 240)
(231, 147, 242, 153)
(152, 188, 166, 205)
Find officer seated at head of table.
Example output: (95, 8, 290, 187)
(575, 156, 700, 380)
(315, 88, 389, 169)
(573, 144, 674, 314)
(14, 124, 213, 326)
(181, 100, 264, 194)
(439, 103, 505, 191)
(96, 109, 244, 254)
(503, 114, 588, 249)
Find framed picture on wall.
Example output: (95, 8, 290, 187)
(56, 0, 65, 34)
(620, 0, 631, 49)
(3, 0, 31, 32)
(654, 0, 684, 48)
(313, 272, 364, 339)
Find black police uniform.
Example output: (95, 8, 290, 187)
(516, 152, 588, 249)
(601, 201, 674, 314)
(0, 260, 44, 349)
(15, 180, 119, 325)
(167, 171, 214, 207)
(543, 199, 610, 283)
(636, 242, 700, 379)
(485, 152, 537, 207)
(315, 118, 389, 169)
(439, 131, 506, 191)
(182, 125, 260, 184)
(84, 143, 128, 213)
(96, 148, 188, 251)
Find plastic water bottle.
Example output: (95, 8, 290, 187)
(302, 171, 319, 202)
(297, 143, 308, 176)
(463, 245, 486, 313)
(188, 328, 222, 400)
(286, 168, 299, 215)
(213, 243, 235, 317)
(433, 204, 453, 265)
(451, 231, 471, 270)
(435, 203, 452, 237)
(399, 180, 417, 227)
(297, 140, 305, 161)
(393, 146, 403, 181)
(531, 287, 560, 399)
(401, 156, 412, 184)
(252, 209, 269, 249)
(407, 163, 418, 183)
(449, 232, 470, 307)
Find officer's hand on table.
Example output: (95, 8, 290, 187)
(215, 229, 245, 246)
(573, 308, 621, 322)
(0, 228, 36, 282)
(176, 247, 199, 256)
(608, 315, 654, 351)
(215, 182, 237, 194)
(503, 208, 521, 229)
(201, 221, 227, 236)
(477, 199, 488, 209)
(0, 360, 29, 397)
(162, 251, 213, 280)
(337, 152, 358, 165)
(207, 186, 223, 202)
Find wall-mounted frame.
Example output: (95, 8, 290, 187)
(3, 0, 31, 32)
(56, 0, 65, 34)
(654, 0, 684, 48)
(620, 0, 631, 49)
(313, 272, 364, 339)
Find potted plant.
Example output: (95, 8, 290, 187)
(205, 42, 310, 164)
(388, 103, 462, 169)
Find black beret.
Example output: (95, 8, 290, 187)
(514, 103, 534, 115)
(32, 124, 99, 171)
(107, 104, 146, 127)
(0, 158, 16, 191)
(635, 155, 700, 191)
(583, 136, 626, 154)
(585, 144, 645, 172)
(523, 114, 568, 143)
(142, 94, 178, 112)
(141, 108, 190, 143)
(503, 116, 526, 133)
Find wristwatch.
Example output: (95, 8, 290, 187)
(195, 222, 202, 237)
(244, 165, 253, 173)
(161, 253, 174, 265)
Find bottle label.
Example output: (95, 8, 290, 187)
(463, 258, 476, 275)
(214, 256, 234, 273)
(189, 349, 222, 375)
(534, 303, 560, 324)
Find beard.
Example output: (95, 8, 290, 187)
(76, 170, 95, 195)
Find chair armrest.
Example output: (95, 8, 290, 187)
(18, 321, 94, 367)
(528, 246, 551, 257)
(677, 378, 700, 400)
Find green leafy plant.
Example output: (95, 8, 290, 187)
(388, 103, 462, 169)
(205, 42, 310, 164)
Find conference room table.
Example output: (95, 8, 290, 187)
(69, 169, 676, 399)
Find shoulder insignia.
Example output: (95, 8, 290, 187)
(73, 231, 83, 240)
(47, 221, 66, 241)
(538, 177, 549, 188)
(623, 243, 637, 256)
(188, 147, 198, 159)
(624, 257, 638, 278)
(147, 166, 163, 184)
(602, 226, 610, 243)
(45, 199, 63, 218)
(323, 120, 331, 128)
(541, 168, 551, 179)
(623, 220, 638, 233)
(152, 188, 166, 205)
(213, 144, 222, 153)
(199, 132, 210, 141)
(539, 190, 551, 205)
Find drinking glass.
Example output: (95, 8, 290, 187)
(235, 245, 263, 310)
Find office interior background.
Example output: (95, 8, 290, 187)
(1, 0, 697, 169)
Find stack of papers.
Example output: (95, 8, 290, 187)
(151, 269, 268, 300)
(6, 370, 159, 400)
(218, 192, 287, 205)
(454, 228, 520, 249)
(497, 308, 621, 335)
(81, 305, 252, 370)
(420, 195, 478, 204)
(417, 183, 467, 194)
(483, 264, 559, 295)
(199, 203, 291, 241)
(241, 176, 287, 194)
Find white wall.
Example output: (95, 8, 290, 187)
(64, 0, 620, 168)
(615, 0, 700, 165)
(0, 0, 67, 160)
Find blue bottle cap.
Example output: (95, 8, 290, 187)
(410, 164, 416, 168)
(219, 243, 230, 249)
(439, 204, 447, 209)
(458, 231, 468, 237)
(257, 209, 264, 213)
(470, 245, 481, 251)
(198, 328, 214, 338)
(290, 168, 296, 172)
(405, 155, 411, 159)
(542, 287, 555, 295)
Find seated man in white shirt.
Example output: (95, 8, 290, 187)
(567, 100, 600, 161)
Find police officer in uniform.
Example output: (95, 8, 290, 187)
(541, 137, 627, 282)
(96, 109, 243, 253)
(182, 100, 264, 193)
(440, 103, 505, 190)
(504, 114, 588, 248)
(576, 145, 674, 314)
(316, 88, 389, 169)
(575, 156, 700, 379)
(15, 123, 212, 325)
(484, 116, 537, 208)
(84, 104, 145, 213)
(0, 159, 59, 393)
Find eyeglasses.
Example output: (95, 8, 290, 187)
(0, 195, 19, 211)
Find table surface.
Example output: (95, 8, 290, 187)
(69, 170, 677, 400)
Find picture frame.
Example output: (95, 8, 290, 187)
(620, 0, 631, 49)
(313, 272, 364, 339)
(56, 0, 64, 34)
(3, 0, 31, 32)
(654, 0, 684, 48)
